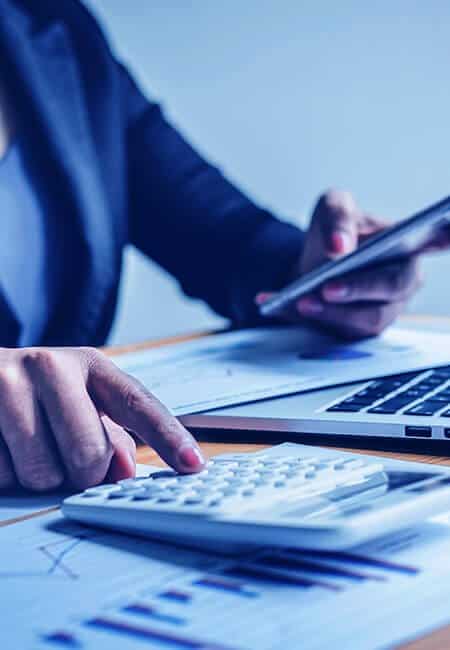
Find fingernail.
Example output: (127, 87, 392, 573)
(255, 292, 270, 305)
(297, 296, 324, 315)
(323, 281, 349, 300)
(177, 445, 205, 471)
(330, 231, 352, 255)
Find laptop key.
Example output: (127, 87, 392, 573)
(367, 405, 400, 414)
(426, 395, 450, 404)
(432, 390, 450, 399)
(398, 386, 430, 398)
(340, 397, 373, 406)
(327, 404, 362, 413)
(368, 398, 414, 414)
(403, 401, 443, 416)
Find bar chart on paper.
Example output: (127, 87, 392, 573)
(5, 510, 450, 649)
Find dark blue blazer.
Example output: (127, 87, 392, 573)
(0, 0, 304, 346)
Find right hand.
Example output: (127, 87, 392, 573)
(0, 347, 205, 492)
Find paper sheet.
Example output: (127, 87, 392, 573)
(113, 326, 450, 416)
(0, 464, 155, 524)
(3, 510, 450, 649)
(3, 445, 450, 649)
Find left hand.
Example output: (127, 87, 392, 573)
(258, 190, 428, 339)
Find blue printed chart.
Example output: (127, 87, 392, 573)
(4, 510, 450, 649)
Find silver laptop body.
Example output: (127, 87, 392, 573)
(181, 366, 450, 449)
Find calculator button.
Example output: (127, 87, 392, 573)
(214, 472, 235, 480)
(207, 469, 231, 479)
(285, 471, 301, 479)
(118, 478, 139, 487)
(210, 460, 239, 468)
(152, 479, 178, 487)
(151, 470, 178, 479)
(108, 492, 129, 499)
(119, 487, 147, 497)
(258, 470, 275, 478)
(274, 465, 291, 473)
(183, 498, 204, 505)
(253, 479, 272, 487)
(186, 486, 209, 494)
(334, 459, 366, 471)
(260, 460, 286, 467)
(84, 486, 118, 497)
(175, 476, 202, 483)
(227, 478, 252, 487)
(208, 480, 228, 489)
(222, 488, 239, 497)
(141, 490, 165, 500)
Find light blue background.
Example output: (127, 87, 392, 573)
(85, 1, 450, 344)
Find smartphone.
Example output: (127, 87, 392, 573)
(259, 195, 450, 318)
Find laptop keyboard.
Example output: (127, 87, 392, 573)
(326, 367, 450, 417)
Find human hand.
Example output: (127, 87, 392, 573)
(257, 190, 425, 339)
(0, 347, 204, 492)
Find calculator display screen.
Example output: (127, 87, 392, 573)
(281, 471, 448, 521)
(384, 471, 439, 491)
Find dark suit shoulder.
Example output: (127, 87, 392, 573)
(14, 0, 113, 59)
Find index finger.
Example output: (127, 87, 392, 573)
(87, 352, 205, 474)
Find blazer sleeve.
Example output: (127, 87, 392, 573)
(120, 66, 305, 325)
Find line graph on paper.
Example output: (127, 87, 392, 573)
(0, 531, 98, 580)
(0, 515, 214, 584)
(38, 535, 92, 579)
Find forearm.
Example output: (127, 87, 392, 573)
(127, 101, 304, 324)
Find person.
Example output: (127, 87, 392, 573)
(0, 0, 436, 492)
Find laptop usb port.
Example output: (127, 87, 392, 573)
(405, 426, 432, 438)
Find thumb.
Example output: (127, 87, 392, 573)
(313, 190, 361, 257)
(102, 415, 137, 483)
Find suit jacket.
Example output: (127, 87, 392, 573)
(0, 0, 304, 346)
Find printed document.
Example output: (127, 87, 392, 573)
(2, 504, 450, 648)
(113, 326, 450, 415)
(0, 464, 154, 523)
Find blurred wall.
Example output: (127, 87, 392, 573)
(84, 0, 450, 344)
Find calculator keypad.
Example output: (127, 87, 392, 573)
(79, 454, 384, 515)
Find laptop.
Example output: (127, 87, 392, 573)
(181, 365, 450, 452)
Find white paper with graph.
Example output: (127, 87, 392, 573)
(113, 326, 450, 416)
(3, 510, 450, 649)
(3, 448, 450, 649)
(0, 464, 152, 524)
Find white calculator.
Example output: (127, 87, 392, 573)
(62, 444, 450, 552)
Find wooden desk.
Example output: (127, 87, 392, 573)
(4, 315, 450, 649)
(115, 315, 450, 650)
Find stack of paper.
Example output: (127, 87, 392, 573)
(113, 326, 450, 415)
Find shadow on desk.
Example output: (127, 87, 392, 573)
(191, 427, 450, 456)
